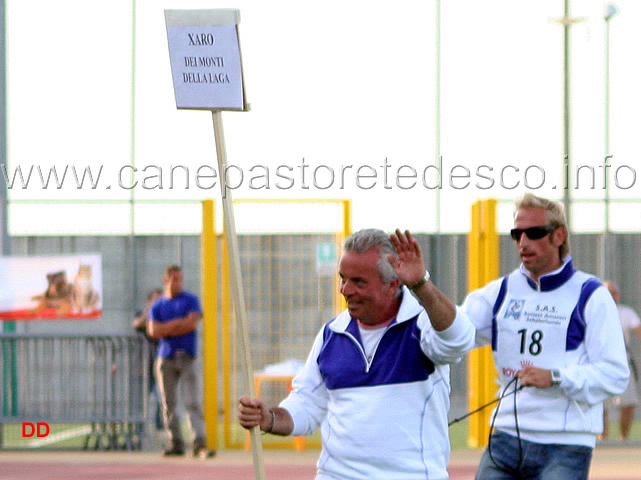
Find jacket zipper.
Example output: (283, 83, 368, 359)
(342, 323, 397, 373)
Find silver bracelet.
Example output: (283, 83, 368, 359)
(265, 409, 276, 434)
(408, 270, 431, 291)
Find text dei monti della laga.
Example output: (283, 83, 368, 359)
(183, 55, 230, 84)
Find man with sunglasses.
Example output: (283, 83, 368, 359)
(391, 193, 628, 479)
(456, 193, 629, 480)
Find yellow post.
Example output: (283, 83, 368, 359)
(337, 199, 352, 312)
(467, 201, 482, 447)
(467, 199, 499, 447)
(342, 199, 352, 240)
(201, 199, 218, 450)
(221, 233, 233, 448)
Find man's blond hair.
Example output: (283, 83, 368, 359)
(514, 193, 570, 259)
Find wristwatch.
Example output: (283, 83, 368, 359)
(408, 270, 431, 291)
(550, 369, 562, 386)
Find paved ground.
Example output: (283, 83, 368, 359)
(0, 446, 640, 479)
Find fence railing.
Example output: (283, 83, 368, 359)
(0, 334, 149, 450)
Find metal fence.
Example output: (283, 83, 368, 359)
(0, 334, 149, 450)
(223, 233, 344, 449)
(3, 230, 641, 450)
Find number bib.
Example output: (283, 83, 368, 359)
(493, 277, 584, 383)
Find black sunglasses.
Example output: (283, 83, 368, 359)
(510, 224, 557, 241)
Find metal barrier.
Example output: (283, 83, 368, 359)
(0, 334, 149, 450)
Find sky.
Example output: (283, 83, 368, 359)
(4, 0, 641, 236)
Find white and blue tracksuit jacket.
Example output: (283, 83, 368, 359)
(461, 257, 629, 447)
(280, 286, 476, 480)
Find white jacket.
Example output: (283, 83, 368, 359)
(280, 287, 475, 480)
(461, 257, 630, 447)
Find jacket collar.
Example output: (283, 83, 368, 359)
(519, 255, 575, 292)
(329, 286, 423, 333)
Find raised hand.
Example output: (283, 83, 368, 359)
(389, 229, 427, 287)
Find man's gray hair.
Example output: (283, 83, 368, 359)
(343, 229, 399, 285)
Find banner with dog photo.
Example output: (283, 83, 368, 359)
(0, 254, 102, 320)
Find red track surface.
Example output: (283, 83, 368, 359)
(0, 447, 639, 480)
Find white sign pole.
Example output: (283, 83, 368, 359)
(165, 10, 264, 480)
(212, 110, 265, 480)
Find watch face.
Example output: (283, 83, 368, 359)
(551, 370, 561, 384)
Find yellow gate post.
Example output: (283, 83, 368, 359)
(467, 199, 499, 447)
(337, 199, 352, 312)
(201, 199, 219, 450)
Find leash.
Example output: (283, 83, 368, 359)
(448, 381, 524, 426)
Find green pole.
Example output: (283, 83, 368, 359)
(604, 4, 618, 232)
(1, 0, 17, 427)
(129, 0, 138, 314)
(435, 0, 441, 234)
(562, 0, 571, 228)
(0, 0, 10, 278)
(601, 4, 618, 282)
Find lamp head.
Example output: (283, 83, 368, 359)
(605, 3, 619, 21)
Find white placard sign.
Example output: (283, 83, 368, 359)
(165, 9, 246, 110)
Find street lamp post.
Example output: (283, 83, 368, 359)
(599, 3, 618, 281)
(562, 0, 571, 228)
(1, 0, 8, 260)
(553, 0, 585, 229)
(604, 3, 618, 233)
